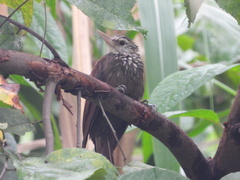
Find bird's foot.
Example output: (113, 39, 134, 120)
(141, 100, 157, 112)
(116, 84, 127, 94)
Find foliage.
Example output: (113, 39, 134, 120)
(67, 0, 147, 35)
(14, 148, 118, 180)
(0, 0, 240, 179)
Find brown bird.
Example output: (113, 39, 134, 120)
(82, 30, 144, 164)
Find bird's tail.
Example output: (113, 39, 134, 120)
(94, 135, 115, 164)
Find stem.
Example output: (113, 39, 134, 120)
(42, 79, 57, 154)
(76, 91, 81, 148)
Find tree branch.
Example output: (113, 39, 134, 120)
(0, 15, 68, 67)
(211, 87, 240, 179)
(0, 48, 215, 180)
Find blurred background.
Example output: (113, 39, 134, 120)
(0, 0, 240, 175)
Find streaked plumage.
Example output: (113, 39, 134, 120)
(82, 31, 144, 163)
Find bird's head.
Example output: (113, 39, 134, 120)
(97, 30, 138, 55)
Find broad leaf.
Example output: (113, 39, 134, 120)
(67, 0, 146, 35)
(120, 161, 188, 180)
(215, 0, 240, 25)
(150, 64, 239, 113)
(12, 1, 69, 63)
(0, 108, 34, 135)
(0, 17, 23, 51)
(0, 0, 34, 27)
(14, 148, 117, 180)
(30, 1, 68, 62)
(220, 172, 240, 180)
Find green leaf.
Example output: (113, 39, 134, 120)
(14, 148, 117, 180)
(190, 4, 240, 64)
(169, 109, 220, 123)
(30, 1, 68, 62)
(13, 1, 69, 62)
(215, 0, 240, 25)
(178, 34, 195, 51)
(0, 17, 23, 51)
(142, 132, 153, 163)
(150, 64, 239, 113)
(67, 0, 147, 35)
(0, 0, 33, 27)
(138, 0, 178, 91)
(0, 108, 34, 135)
(120, 161, 188, 180)
(46, 0, 57, 19)
(51, 115, 62, 150)
(187, 119, 212, 137)
(122, 161, 155, 173)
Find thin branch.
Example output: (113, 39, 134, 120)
(76, 91, 81, 148)
(0, 15, 68, 67)
(39, 2, 47, 57)
(0, 157, 8, 180)
(98, 98, 127, 165)
(42, 79, 57, 154)
(0, 0, 29, 29)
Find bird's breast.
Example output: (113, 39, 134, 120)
(101, 53, 144, 100)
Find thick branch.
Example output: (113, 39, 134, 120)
(0, 48, 213, 180)
(211, 87, 240, 180)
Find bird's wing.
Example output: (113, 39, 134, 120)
(82, 56, 106, 148)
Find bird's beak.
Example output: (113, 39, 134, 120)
(97, 30, 114, 47)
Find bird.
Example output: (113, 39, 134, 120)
(82, 30, 144, 164)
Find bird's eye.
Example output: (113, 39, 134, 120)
(119, 40, 126, 46)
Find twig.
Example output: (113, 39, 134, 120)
(42, 79, 57, 154)
(0, 0, 29, 29)
(39, 2, 47, 57)
(0, 15, 68, 67)
(0, 157, 8, 180)
(98, 98, 127, 165)
(76, 91, 81, 148)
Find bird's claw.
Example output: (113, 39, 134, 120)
(141, 100, 157, 112)
(116, 84, 127, 94)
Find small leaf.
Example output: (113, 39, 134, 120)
(149, 64, 239, 113)
(120, 161, 188, 180)
(168, 109, 220, 123)
(14, 148, 118, 180)
(0, 108, 34, 135)
(67, 0, 147, 35)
